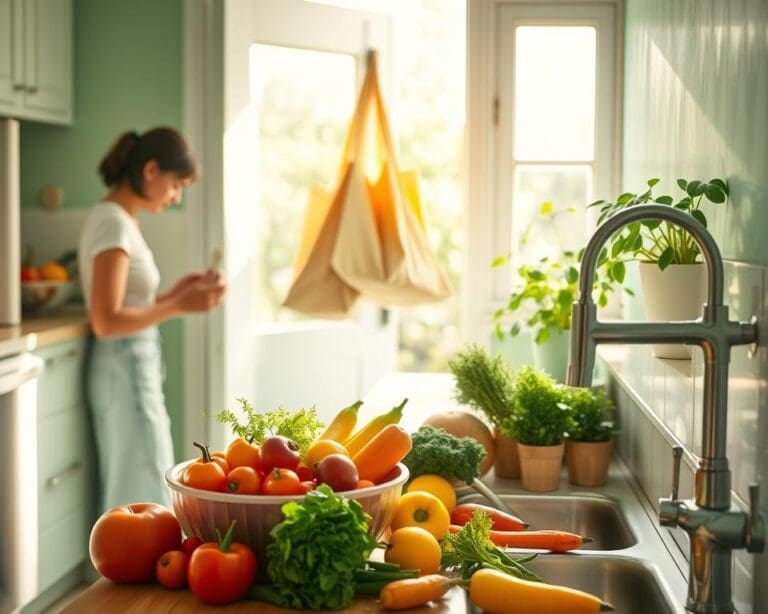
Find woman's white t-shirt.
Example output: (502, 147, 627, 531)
(78, 202, 161, 310)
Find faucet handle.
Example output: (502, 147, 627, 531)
(746, 483, 765, 553)
(670, 445, 683, 501)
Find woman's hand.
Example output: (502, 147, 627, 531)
(174, 276, 226, 313)
(159, 272, 206, 302)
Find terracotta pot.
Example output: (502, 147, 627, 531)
(516, 441, 564, 492)
(565, 438, 612, 486)
(494, 430, 521, 479)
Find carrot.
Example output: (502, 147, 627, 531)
(447, 525, 590, 551)
(451, 503, 527, 531)
(379, 575, 464, 610)
(352, 424, 412, 483)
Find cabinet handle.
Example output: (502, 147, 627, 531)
(26, 85, 38, 94)
(46, 461, 83, 488)
(46, 348, 81, 367)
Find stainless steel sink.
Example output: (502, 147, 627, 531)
(457, 494, 636, 550)
(465, 555, 676, 614)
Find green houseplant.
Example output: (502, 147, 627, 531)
(589, 177, 729, 359)
(509, 366, 571, 492)
(449, 344, 520, 478)
(561, 386, 615, 486)
(492, 203, 620, 382)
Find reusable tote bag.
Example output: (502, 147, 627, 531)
(330, 52, 452, 305)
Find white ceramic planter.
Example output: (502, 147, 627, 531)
(639, 262, 705, 359)
(532, 328, 570, 383)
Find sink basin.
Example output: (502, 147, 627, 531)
(465, 555, 676, 614)
(456, 494, 636, 550)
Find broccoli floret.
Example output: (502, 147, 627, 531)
(403, 425, 486, 485)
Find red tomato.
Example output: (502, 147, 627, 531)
(259, 436, 301, 473)
(89, 502, 182, 583)
(156, 550, 188, 589)
(225, 438, 261, 469)
(181, 535, 204, 557)
(316, 454, 359, 492)
(188, 522, 257, 605)
(297, 480, 317, 494)
(226, 466, 262, 494)
(20, 265, 39, 282)
(261, 468, 302, 495)
(295, 464, 314, 481)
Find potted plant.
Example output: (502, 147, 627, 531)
(590, 177, 728, 359)
(493, 203, 619, 382)
(449, 344, 520, 479)
(509, 366, 571, 492)
(561, 386, 614, 486)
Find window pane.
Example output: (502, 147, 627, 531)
(514, 26, 596, 161)
(249, 44, 356, 322)
(512, 165, 592, 264)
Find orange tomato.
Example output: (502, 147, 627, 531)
(38, 261, 69, 281)
(225, 437, 260, 469)
(356, 479, 375, 489)
(226, 466, 262, 494)
(185, 442, 227, 491)
(89, 502, 181, 583)
(261, 468, 302, 495)
(156, 550, 189, 589)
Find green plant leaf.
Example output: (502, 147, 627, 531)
(705, 184, 727, 203)
(655, 195, 673, 205)
(686, 180, 706, 197)
(617, 192, 635, 205)
(491, 255, 508, 268)
(611, 261, 626, 283)
(709, 178, 728, 195)
(540, 201, 553, 215)
(587, 199, 605, 208)
(566, 266, 579, 283)
(510, 322, 521, 336)
(647, 178, 660, 187)
(624, 287, 635, 296)
(691, 209, 707, 227)
(677, 178, 688, 191)
(658, 246, 675, 270)
(643, 219, 661, 231)
(534, 328, 549, 344)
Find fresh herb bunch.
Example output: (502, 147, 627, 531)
(589, 177, 729, 280)
(492, 202, 619, 343)
(509, 367, 570, 446)
(403, 425, 486, 485)
(258, 484, 377, 610)
(216, 398, 324, 455)
(441, 510, 541, 581)
(448, 344, 515, 431)
(561, 386, 614, 443)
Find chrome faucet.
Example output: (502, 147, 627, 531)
(567, 204, 765, 613)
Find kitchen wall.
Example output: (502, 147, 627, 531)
(618, 0, 768, 610)
(18, 0, 188, 459)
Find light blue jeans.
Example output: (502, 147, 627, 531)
(86, 326, 175, 512)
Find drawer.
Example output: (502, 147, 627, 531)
(36, 339, 87, 419)
(37, 506, 90, 594)
(38, 405, 94, 530)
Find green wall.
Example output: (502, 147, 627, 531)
(20, 0, 187, 460)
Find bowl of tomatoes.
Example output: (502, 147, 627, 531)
(165, 458, 409, 562)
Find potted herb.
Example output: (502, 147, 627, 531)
(509, 366, 570, 492)
(561, 386, 614, 486)
(493, 203, 619, 382)
(449, 344, 520, 479)
(589, 177, 728, 359)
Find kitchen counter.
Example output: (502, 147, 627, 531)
(0, 305, 89, 357)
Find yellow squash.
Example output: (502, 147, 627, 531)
(343, 398, 407, 457)
(318, 400, 363, 442)
(469, 568, 610, 614)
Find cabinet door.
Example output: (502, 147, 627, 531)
(0, 0, 24, 115)
(21, 0, 72, 124)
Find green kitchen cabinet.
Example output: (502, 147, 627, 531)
(0, 0, 73, 125)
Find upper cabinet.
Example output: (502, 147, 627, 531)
(0, 0, 72, 125)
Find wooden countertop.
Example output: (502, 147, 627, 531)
(61, 578, 463, 613)
(0, 306, 89, 356)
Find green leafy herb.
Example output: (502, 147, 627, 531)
(441, 510, 541, 581)
(258, 484, 378, 610)
(403, 425, 486, 485)
(562, 386, 614, 443)
(508, 367, 570, 446)
(216, 398, 324, 454)
(448, 344, 515, 433)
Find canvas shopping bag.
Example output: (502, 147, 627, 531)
(330, 52, 452, 306)
(282, 165, 360, 318)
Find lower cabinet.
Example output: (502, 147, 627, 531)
(21, 337, 96, 614)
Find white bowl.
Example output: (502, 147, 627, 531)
(165, 461, 409, 561)
(21, 280, 76, 313)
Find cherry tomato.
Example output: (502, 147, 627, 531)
(181, 535, 204, 557)
(156, 550, 188, 589)
(195, 451, 230, 475)
(188, 521, 257, 605)
(295, 464, 314, 482)
(316, 453, 359, 492)
(226, 466, 262, 494)
(260, 436, 301, 473)
(297, 480, 317, 494)
(261, 468, 302, 495)
(184, 442, 227, 491)
(356, 479, 375, 489)
(225, 437, 261, 470)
